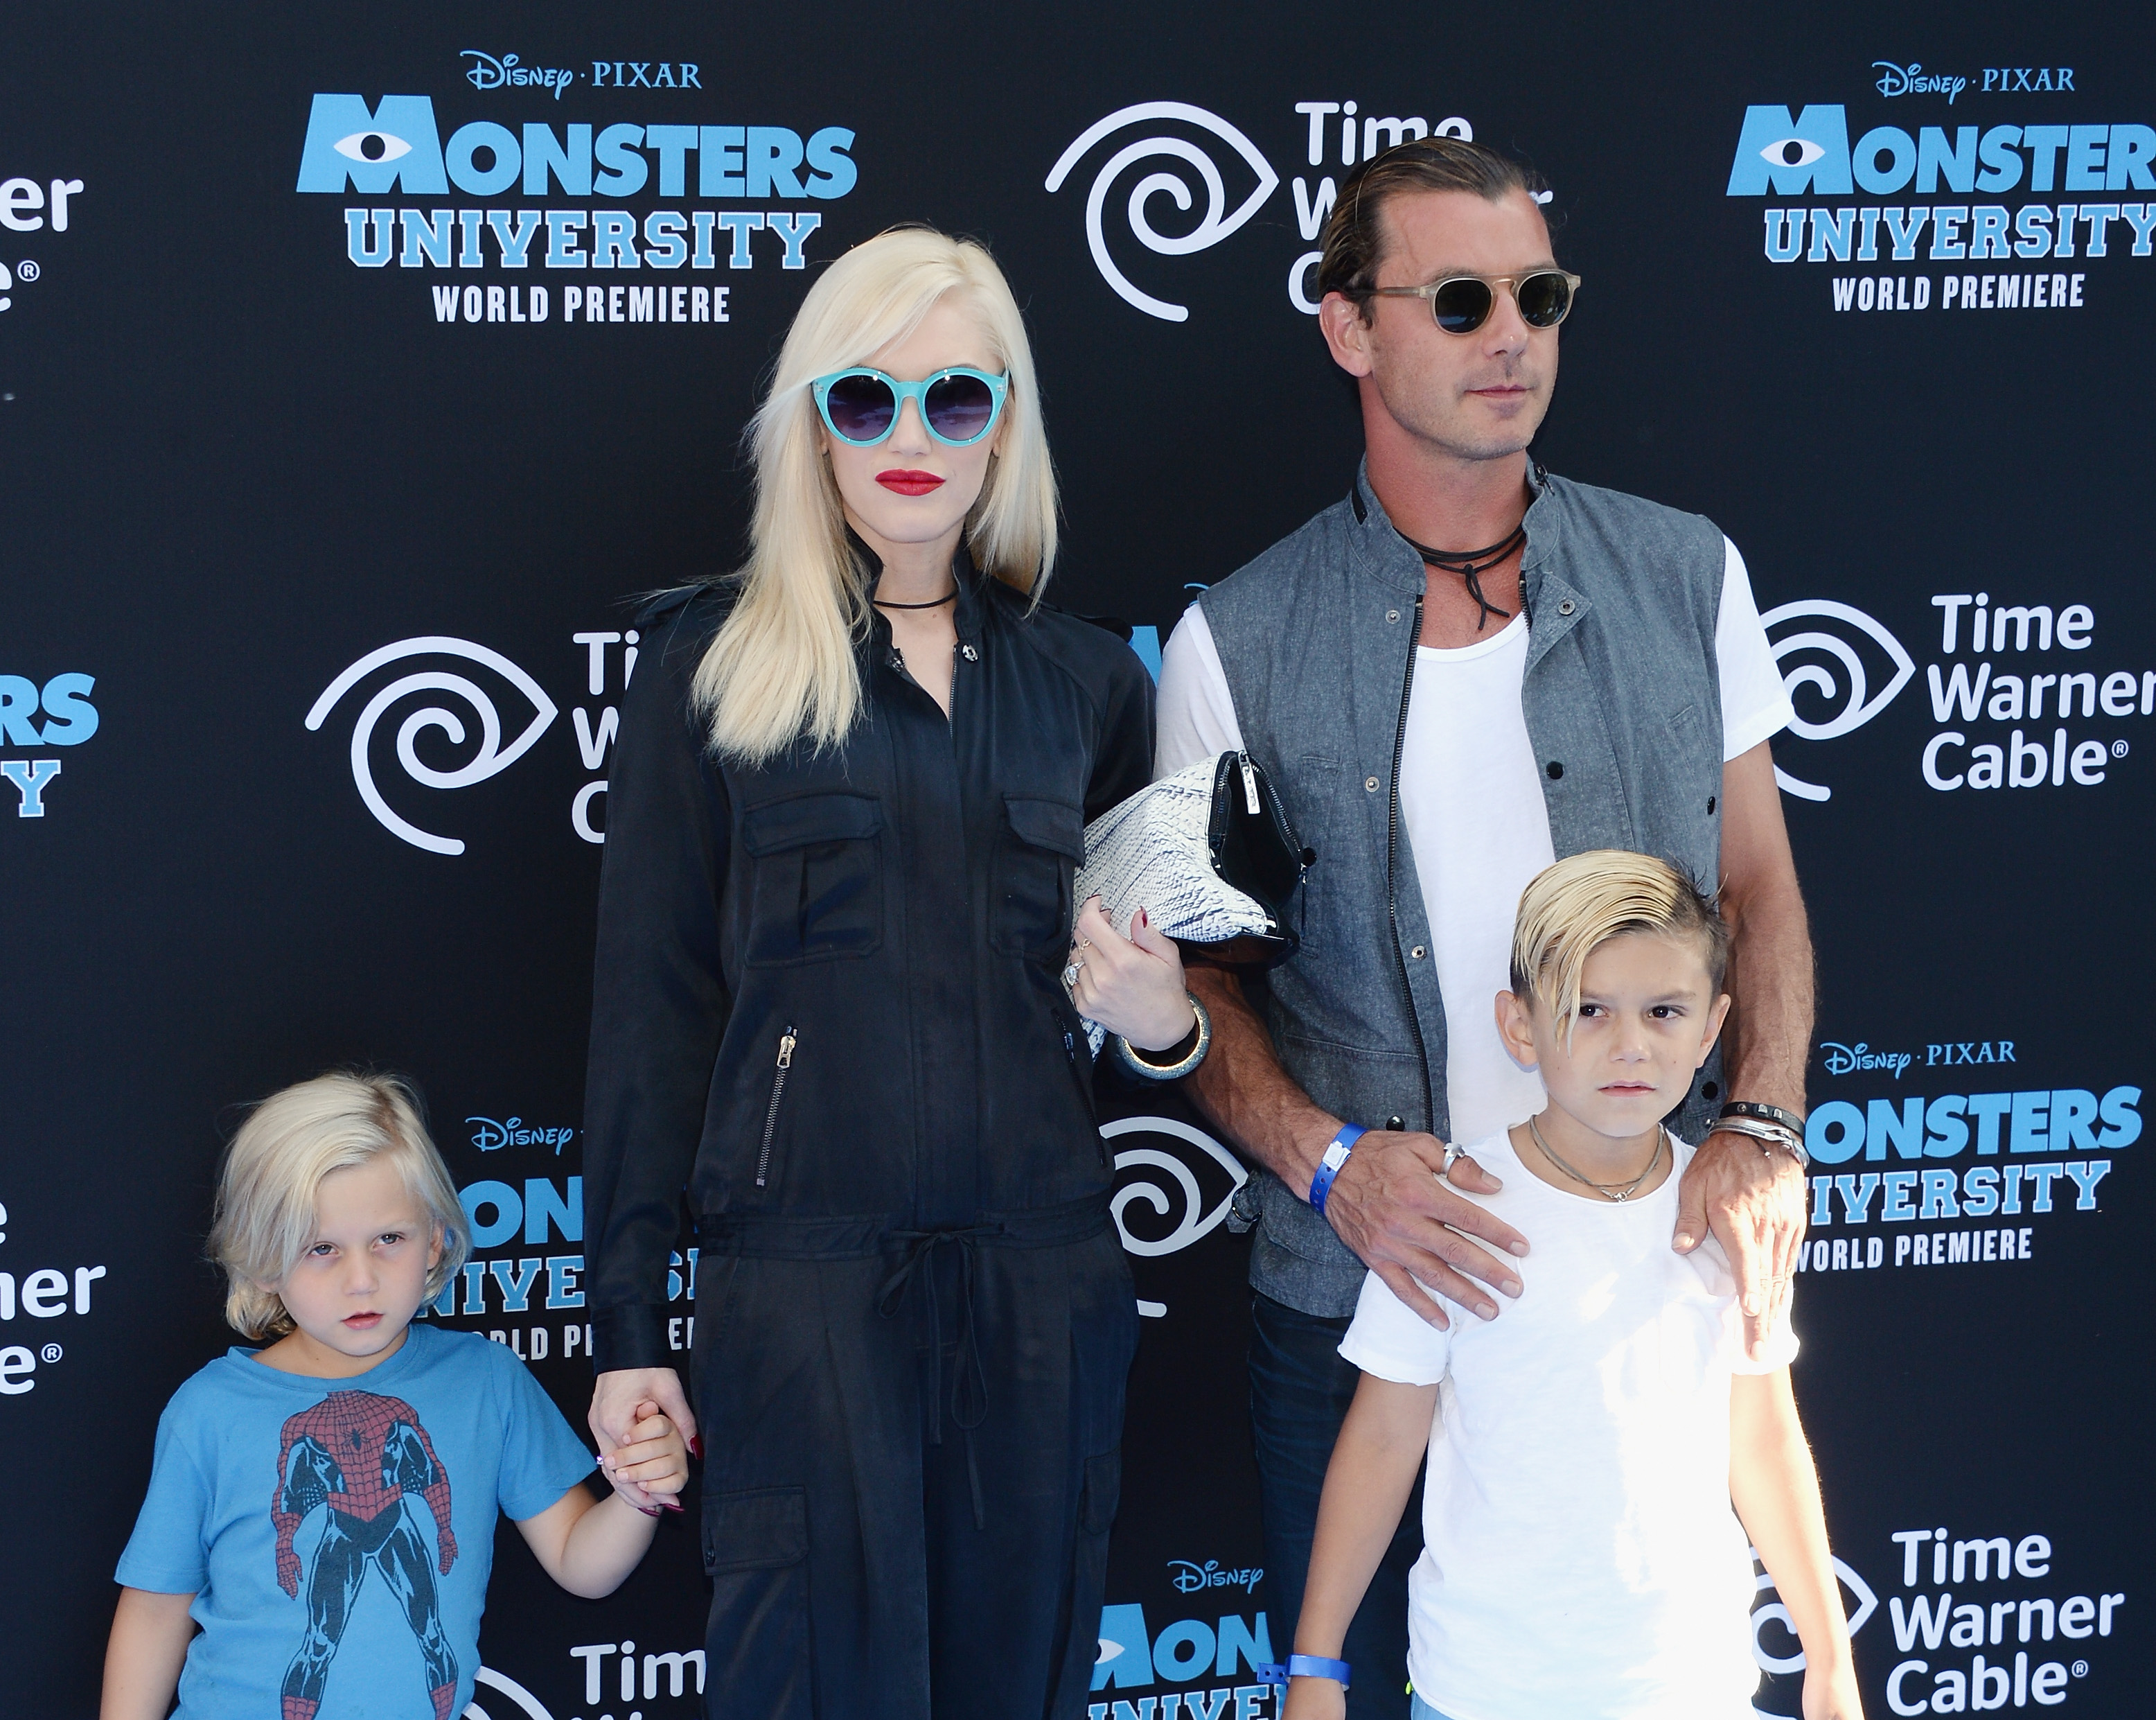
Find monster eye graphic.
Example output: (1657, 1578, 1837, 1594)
(334, 130, 413, 165)
(1759, 137, 1826, 169)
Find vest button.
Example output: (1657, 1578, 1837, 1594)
(1410, 945, 1426, 959)
(1386, 1115, 1405, 1131)
(1707, 795, 1717, 814)
(1546, 760, 1564, 780)
(1365, 775, 1380, 791)
(1557, 598, 1576, 616)
(1386, 608, 1401, 624)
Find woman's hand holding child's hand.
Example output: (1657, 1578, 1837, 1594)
(599, 1400, 689, 1516)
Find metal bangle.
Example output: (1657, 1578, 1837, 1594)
(1115, 993, 1212, 1081)
(1720, 1099, 1807, 1135)
(1711, 1114, 1810, 1168)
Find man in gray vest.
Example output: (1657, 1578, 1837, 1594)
(1154, 138, 1815, 1715)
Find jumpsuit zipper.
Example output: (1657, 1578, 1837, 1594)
(753, 1027, 797, 1187)
(1386, 595, 1435, 1132)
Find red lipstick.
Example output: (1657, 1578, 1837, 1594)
(876, 469, 944, 495)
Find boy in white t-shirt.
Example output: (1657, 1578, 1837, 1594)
(1281, 852, 1862, 1720)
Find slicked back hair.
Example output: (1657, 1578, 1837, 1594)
(1509, 851, 1730, 1051)
(1317, 137, 1553, 321)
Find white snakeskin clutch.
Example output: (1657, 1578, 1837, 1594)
(1075, 753, 1278, 944)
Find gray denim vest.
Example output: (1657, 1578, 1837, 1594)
(1202, 462, 1729, 1317)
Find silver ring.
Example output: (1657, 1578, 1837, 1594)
(1440, 1143, 1464, 1174)
(1061, 963, 1083, 990)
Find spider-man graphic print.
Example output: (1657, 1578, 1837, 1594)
(117, 1326, 599, 1720)
(272, 1392, 459, 1720)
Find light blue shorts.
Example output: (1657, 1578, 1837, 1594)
(1410, 1696, 1456, 1720)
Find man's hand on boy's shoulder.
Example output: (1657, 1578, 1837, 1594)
(1673, 1130, 1808, 1361)
(1323, 1130, 1529, 1328)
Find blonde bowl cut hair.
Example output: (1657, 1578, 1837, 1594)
(1509, 850, 1731, 1051)
(693, 226, 1059, 763)
(207, 1071, 469, 1340)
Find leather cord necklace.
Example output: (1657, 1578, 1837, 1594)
(872, 589, 957, 610)
(1399, 521, 1526, 633)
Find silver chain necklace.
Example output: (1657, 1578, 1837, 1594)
(1527, 1116, 1664, 1202)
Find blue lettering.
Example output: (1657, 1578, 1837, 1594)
(445, 122, 520, 196)
(544, 1255, 585, 1309)
(804, 127, 858, 198)
(746, 126, 806, 198)
(1095, 1605, 1154, 1690)
(296, 94, 447, 195)
(594, 123, 648, 195)
(1868, 1096, 1925, 1161)
(2009, 1090, 2051, 1153)
(524, 1176, 582, 1245)
(522, 123, 593, 196)
(37, 673, 97, 744)
(1807, 1100, 1866, 1164)
(2097, 1085, 2142, 1148)
(1726, 105, 1853, 196)
(1214, 1614, 1272, 1679)
(460, 1179, 522, 1249)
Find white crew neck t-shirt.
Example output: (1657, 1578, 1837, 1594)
(1154, 536, 1792, 1144)
(1341, 1129, 1797, 1720)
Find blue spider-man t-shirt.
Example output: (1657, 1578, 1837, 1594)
(117, 1323, 597, 1720)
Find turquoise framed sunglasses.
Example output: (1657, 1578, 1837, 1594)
(809, 366, 1009, 448)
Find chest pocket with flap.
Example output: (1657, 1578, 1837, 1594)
(741, 792, 884, 965)
(993, 794, 1086, 960)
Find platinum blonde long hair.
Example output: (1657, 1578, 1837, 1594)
(694, 227, 1059, 762)
(207, 1071, 468, 1340)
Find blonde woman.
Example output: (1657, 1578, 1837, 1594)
(579, 227, 1199, 1719)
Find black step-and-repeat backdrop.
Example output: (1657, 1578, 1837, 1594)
(6, 3, 2152, 1714)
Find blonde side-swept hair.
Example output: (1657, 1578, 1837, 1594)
(693, 225, 1059, 762)
(207, 1071, 468, 1340)
(1509, 850, 1731, 1050)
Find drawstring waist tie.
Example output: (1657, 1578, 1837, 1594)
(697, 1193, 1113, 1530)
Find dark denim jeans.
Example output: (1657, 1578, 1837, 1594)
(1249, 1292, 1422, 1719)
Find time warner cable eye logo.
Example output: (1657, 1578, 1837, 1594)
(1762, 600, 1915, 801)
(1103, 1115, 1248, 1318)
(306, 638, 556, 855)
(1045, 103, 1280, 322)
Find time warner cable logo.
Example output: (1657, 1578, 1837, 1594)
(306, 638, 556, 856)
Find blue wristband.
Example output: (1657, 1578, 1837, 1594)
(1257, 1655, 1352, 1689)
(1307, 1124, 1366, 1215)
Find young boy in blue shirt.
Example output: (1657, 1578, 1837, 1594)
(1283, 852, 1862, 1720)
(103, 1071, 687, 1720)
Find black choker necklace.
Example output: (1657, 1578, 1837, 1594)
(1399, 522, 1526, 633)
(872, 589, 957, 611)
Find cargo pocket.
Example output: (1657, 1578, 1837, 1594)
(703, 1486, 813, 1719)
(742, 793, 883, 966)
(993, 794, 1086, 960)
(1049, 1449, 1124, 1709)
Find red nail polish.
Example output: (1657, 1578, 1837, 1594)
(664, 1498, 685, 1512)
(690, 1435, 703, 1459)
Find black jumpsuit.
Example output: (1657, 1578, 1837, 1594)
(581, 556, 1154, 1720)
